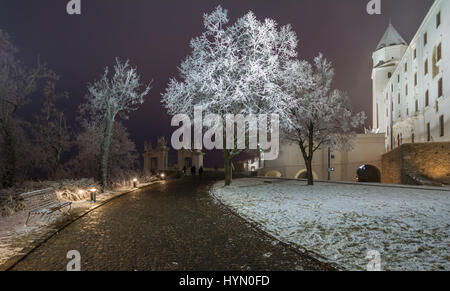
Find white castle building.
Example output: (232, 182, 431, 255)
(372, 0, 449, 150)
(260, 0, 449, 183)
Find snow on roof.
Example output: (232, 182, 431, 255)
(376, 22, 407, 50)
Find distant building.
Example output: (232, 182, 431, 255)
(235, 156, 261, 173)
(177, 149, 204, 173)
(143, 138, 205, 175)
(372, 0, 449, 150)
(143, 137, 169, 173)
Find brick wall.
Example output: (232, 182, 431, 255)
(382, 142, 450, 185)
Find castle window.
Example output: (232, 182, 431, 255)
(427, 123, 431, 142)
(432, 45, 440, 77)
(415, 100, 418, 112)
(437, 43, 442, 61)
(425, 59, 429, 75)
(398, 93, 400, 104)
(414, 73, 418, 86)
(438, 78, 443, 97)
(405, 85, 408, 96)
(440, 115, 445, 137)
(437, 12, 441, 28)
(414, 48, 417, 59)
(426, 90, 430, 106)
(436, 100, 439, 113)
(404, 62, 407, 72)
(424, 32, 428, 46)
(388, 72, 392, 79)
(398, 75, 400, 83)
(407, 108, 409, 116)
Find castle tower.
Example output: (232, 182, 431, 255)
(372, 22, 408, 132)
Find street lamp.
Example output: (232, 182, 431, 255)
(133, 178, 138, 188)
(327, 147, 331, 181)
(89, 188, 97, 202)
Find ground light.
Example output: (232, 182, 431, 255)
(89, 188, 97, 202)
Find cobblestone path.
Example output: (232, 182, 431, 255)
(12, 178, 332, 271)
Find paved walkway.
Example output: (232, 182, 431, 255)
(11, 178, 332, 271)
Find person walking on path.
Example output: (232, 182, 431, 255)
(199, 166, 204, 178)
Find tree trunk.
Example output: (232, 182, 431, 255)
(297, 122, 315, 186)
(306, 122, 315, 186)
(223, 150, 232, 186)
(1, 123, 16, 188)
(98, 118, 114, 192)
(305, 157, 314, 186)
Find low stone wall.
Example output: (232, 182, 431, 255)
(382, 142, 450, 185)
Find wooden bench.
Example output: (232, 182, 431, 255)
(20, 188, 72, 225)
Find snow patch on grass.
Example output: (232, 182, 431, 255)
(211, 178, 450, 271)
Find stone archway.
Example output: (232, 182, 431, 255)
(295, 169, 318, 180)
(150, 158, 158, 172)
(184, 157, 193, 169)
(356, 165, 381, 183)
(265, 170, 282, 178)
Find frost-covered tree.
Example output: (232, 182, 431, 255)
(81, 58, 151, 191)
(0, 30, 53, 187)
(283, 54, 366, 186)
(162, 6, 298, 186)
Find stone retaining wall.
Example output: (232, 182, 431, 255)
(382, 142, 450, 185)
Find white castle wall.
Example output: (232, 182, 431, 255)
(373, 0, 449, 150)
(263, 134, 386, 182)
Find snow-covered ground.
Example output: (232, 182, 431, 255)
(0, 211, 57, 267)
(0, 179, 160, 269)
(211, 178, 450, 271)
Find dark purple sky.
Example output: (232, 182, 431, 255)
(0, 0, 434, 166)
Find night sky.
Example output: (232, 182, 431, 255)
(0, 0, 434, 166)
